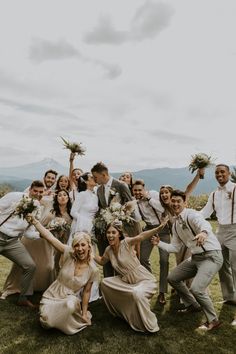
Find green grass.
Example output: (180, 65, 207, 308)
(1, 235, 236, 354)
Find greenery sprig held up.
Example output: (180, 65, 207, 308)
(61, 137, 86, 156)
(189, 153, 214, 179)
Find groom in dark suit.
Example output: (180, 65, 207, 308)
(91, 162, 133, 277)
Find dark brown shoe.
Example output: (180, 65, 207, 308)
(198, 319, 221, 331)
(17, 299, 39, 309)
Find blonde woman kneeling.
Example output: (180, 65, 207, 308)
(27, 215, 99, 335)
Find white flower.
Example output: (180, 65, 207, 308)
(48, 217, 70, 232)
(14, 196, 40, 220)
(94, 201, 135, 232)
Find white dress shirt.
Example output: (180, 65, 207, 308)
(104, 176, 113, 205)
(137, 190, 164, 226)
(201, 180, 236, 225)
(158, 208, 221, 254)
(0, 192, 40, 239)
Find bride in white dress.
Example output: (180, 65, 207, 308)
(68, 173, 100, 302)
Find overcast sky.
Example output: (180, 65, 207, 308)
(0, 0, 235, 172)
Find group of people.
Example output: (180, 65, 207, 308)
(0, 156, 236, 335)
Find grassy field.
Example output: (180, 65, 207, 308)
(1, 233, 236, 354)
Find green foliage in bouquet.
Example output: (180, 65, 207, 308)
(61, 137, 86, 156)
(93, 201, 136, 234)
(189, 153, 214, 179)
(48, 218, 71, 233)
(15, 196, 39, 219)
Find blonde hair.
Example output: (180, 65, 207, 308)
(71, 232, 93, 263)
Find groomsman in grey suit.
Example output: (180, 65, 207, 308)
(91, 162, 133, 277)
(153, 190, 223, 331)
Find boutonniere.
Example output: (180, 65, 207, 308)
(181, 220, 188, 230)
(177, 216, 188, 230)
(110, 188, 117, 196)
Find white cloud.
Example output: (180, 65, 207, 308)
(29, 38, 79, 64)
(29, 37, 122, 79)
(130, 1, 174, 41)
(84, 16, 127, 45)
(84, 1, 174, 45)
(0, 0, 235, 172)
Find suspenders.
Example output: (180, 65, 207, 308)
(0, 211, 15, 227)
(212, 185, 236, 224)
(174, 215, 206, 252)
(137, 202, 161, 226)
(231, 187, 236, 224)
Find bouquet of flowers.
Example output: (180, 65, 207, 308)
(14, 196, 41, 220)
(61, 137, 86, 156)
(188, 153, 214, 179)
(94, 200, 136, 234)
(47, 217, 71, 233)
(47, 217, 71, 243)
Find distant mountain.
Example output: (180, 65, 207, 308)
(0, 158, 68, 180)
(0, 175, 32, 191)
(113, 166, 217, 195)
(0, 159, 218, 194)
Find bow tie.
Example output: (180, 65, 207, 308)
(218, 185, 227, 191)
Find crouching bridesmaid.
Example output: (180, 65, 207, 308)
(26, 214, 99, 335)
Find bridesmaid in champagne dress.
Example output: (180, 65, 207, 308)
(94, 220, 167, 333)
(27, 214, 99, 335)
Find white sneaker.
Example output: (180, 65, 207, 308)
(231, 319, 236, 326)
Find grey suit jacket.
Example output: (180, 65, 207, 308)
(97, 178, 132, 209)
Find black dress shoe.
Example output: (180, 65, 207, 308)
(157, 293, 166, 305)
(223, 300, 236, 306)
(177, 304, 202, 314)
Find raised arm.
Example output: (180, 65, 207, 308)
(185, 168, 205, 201)
(69, 152, 76, 190)
(26, 215, 66, 253)
(128, 218, 168, 247)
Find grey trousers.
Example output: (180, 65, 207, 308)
(140, 227, 170, 293)
(168, 250, 223, 323)
(217, 224, 236, 302)
(0, 232, 36, 297)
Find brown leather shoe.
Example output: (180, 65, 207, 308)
(17, 299, 39, 309)
(198, 319, 221, 331)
